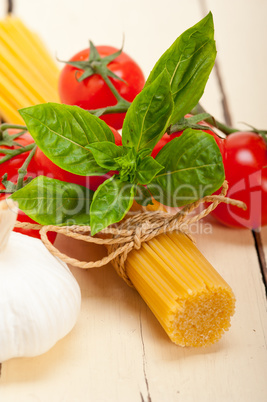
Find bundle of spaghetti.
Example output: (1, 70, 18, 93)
(118, 201, 236, 347)
(125, 231, 235, 347)
(0, 15, 60, 124)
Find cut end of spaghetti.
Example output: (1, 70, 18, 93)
(168, 286, 235, 347)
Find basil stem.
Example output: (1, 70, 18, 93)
(190, 103, 238, 135)
(16, 144, 37, 190)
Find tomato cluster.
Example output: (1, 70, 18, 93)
(2, 43, 267, 232)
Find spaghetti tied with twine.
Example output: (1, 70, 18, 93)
(15, 181, 246, 287)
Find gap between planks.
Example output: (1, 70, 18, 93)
(139, 308, 152, 402)
(6, 0, 13, 15)
(253, 231, 267, 293)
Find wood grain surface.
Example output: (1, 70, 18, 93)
(0, 0, 267, 401)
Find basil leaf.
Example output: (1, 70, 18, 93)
(145, 12, 216, 124)
(122, 69, 173, 152)
(86, 141, 124, 170)
(135, 185, 153, 207)
(148, 128, 225, 207)
(136, 156, 164, 184)
(11, 176, 93, 225)
(90, 176, 135, 235)
(137, 148, 152, 159)
(19, 103, 115, 176)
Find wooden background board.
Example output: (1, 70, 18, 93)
(0, 0, 267, 401)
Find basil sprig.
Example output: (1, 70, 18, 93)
(12, 12, 224, 235)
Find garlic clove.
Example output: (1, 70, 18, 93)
(0, 229, 81, 362)
(0, 199, 18, 252)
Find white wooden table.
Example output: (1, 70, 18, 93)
(0, 0, 267, 401)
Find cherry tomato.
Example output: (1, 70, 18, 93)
(34, 126, 122, 191)
(151, 118, 225, 159)
(58, 46, 145, 130)
(0, 129, 36, 182)
(210, 132, 267, 229)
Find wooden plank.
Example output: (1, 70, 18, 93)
(0, 225, 267, 401)
(0, 0, 267, 401)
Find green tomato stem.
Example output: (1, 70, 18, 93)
(0, 123, 28, 142)
(87, 59, 132, 117)
(102, 73, 125, 103)
(88, 98, 131, 117)
(16, 144, 37, 190)
(190, 103, 238, 135)
(0, 123, 27, 136)
(0, 143, 35, 165)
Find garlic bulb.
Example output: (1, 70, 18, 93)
(0, 199, 81, 362)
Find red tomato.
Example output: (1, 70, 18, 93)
(210, 132, 267, 229)
(151, 119, 225, 159)
(34, 126, 122, 191)
(0, 129, 36, 182)
(58, 46, 145, 130)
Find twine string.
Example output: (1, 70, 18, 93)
(15, 181, 246, 287)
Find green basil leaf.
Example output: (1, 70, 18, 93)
(145, 12, 216, 125)
(122, 69, 173, 152)
(137, 148, 152, 159)
(90, 176, 135, 235)
(19, 103, 115, 176)
(135, 185, 153, 207)
(11, 176, 93, 225)
(86, 141, 125, 170)
(148, 128, 225, 207)
(136, 156, 164, 184)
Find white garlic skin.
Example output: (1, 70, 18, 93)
(0, 232, 81, 362)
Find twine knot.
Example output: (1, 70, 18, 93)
(133, 226, 142, 250)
